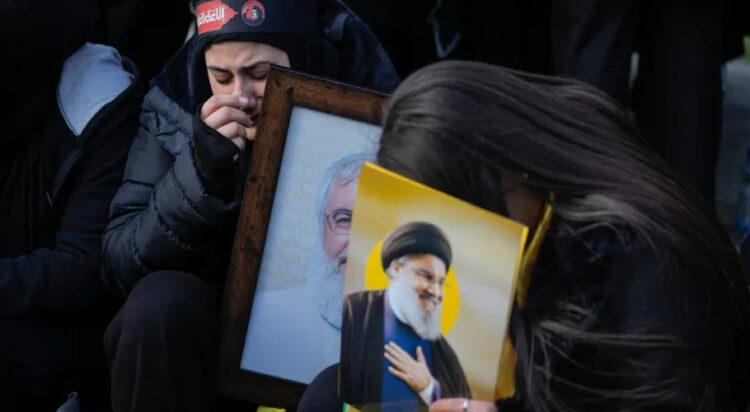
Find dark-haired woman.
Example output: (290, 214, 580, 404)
(299, 61, 750, 412)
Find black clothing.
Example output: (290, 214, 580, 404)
(98, 0, 193, 83)
(104, 271, 216, 412)
(298, 364, 340, 412)
(0, 0, 98, 109)
(191, 108, 243, 199)
(631, 1, 723, 202)
(344, 0, 552, 79)
(0, 44, 142, 410)
(550, 0, 727, 200)
(0, 73, 140, 317)
(0, 317, 110, 412)
(341, 290, 470, 407)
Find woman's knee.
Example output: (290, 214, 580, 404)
(107, 271, 215, 339)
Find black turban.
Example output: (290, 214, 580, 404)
(381, 222, 452, 272)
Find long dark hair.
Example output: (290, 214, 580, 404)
(377, 60, 750, 410)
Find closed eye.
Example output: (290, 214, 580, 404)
(245, 62, 271, 80)
(415, 269, 446, 286)
(207, 66, 232, 85)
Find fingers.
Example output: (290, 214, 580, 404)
(387, 342, 411, 359)
(416, 346, 426, 364)
(385, 344, 434, 394)
(384, 349, 407, 372)
(217, 122, 248, 151)
(429, 399, 458, 412)
(384, 343, 413, 367)
(200, 95, 261, 147)
(429, 399, 466, 412)
(229, 136, 246, 152)
(201, 94, 249, 118)
(429, 399, 498, 412)
(387, 365, 409, 382)
(217, 122, 247, 139)
(204, 105, 254, 131)
(246, 124, 257, 141)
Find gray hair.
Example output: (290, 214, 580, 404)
(314, 152, 376, 232)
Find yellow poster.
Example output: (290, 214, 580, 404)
(340, 163, 528, 408)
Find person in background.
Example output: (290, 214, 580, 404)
(302, 60, 750, 411)
(0, 1, 142, 410)
(101, 1, 398, 410)
(344, 0, 551, 79)
(97, 0, 194, 83)
(550, 0, 746, 201)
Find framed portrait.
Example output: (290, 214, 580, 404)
(216, 66, 388, 408)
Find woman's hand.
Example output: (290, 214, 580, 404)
(429, 399, 498, 412)
(200, 94, 255, 151)
(384, 342, 433, 393)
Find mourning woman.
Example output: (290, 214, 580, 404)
(299, 61, 750, 411)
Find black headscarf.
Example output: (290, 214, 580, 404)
(192, 0, 317, 70)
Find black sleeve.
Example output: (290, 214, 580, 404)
(191, 106, 240, 199)
(0, 84, 141, 317)
(298, 364, 342, 412)
(495, 397, 524, 412)
(101, 91, 241, 298)
(432, 339, 471, 399)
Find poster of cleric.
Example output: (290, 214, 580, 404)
(340, 164, 528, 409)
(238, 106, 380, 384)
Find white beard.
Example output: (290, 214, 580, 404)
(389, 274, 443, 340)
(306, 238, 345, 330)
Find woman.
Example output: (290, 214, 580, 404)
(301, 61, 750, 411)
(101, 1, 398, 410)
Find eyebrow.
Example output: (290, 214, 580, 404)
(242, 61, 271, 71)
(414, 268, 446, 281)
(206, 66, 230, 73)
(207, 61, 272, 72)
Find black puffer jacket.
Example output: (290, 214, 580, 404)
(101, 0, 399, 297)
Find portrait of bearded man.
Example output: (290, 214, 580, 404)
(341, 221, 471, 411)
(241, 152, 374, 383)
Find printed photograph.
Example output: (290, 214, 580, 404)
(239, 106, 380, 384)
(341, 164, 529, 409)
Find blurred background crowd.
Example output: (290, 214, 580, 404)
(2, 0, 749, 225)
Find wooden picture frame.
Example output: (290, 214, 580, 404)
(216, 66, 388, 409)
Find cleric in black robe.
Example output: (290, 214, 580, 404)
(341, 222, 471, 410)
